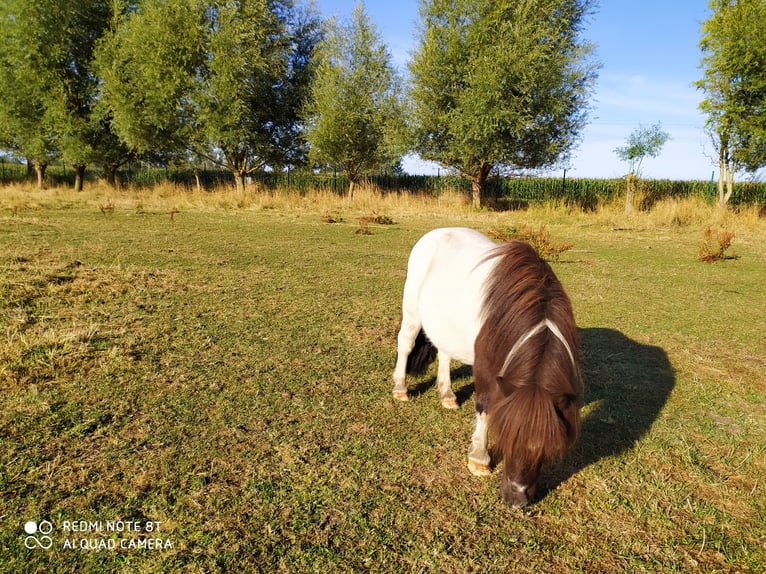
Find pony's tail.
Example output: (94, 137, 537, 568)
(490, 384, 577, 468)
(406, 330, 438, 375)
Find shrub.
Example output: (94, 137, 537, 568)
(488, 223, 574, 262)
(698, 227, 736, 263)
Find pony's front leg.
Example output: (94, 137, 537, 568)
(436, 350, 458, 409)
(467, 410, 492, 476)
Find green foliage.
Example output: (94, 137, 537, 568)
(409, 0, 600, 206)
(95, 0, 321, 190)
(95, 0, 206, 158)
(613, 122, 671, 213)
(0, 0, 116, 187)
(697, 0, 766, 174)
(614, 122, 671, 177)
(303, 5, 404, 197)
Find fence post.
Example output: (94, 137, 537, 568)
(561, 168, 567, 196)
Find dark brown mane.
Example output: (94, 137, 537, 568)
(475, 240, 582, 488)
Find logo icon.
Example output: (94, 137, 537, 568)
(24, 520, 53, 550)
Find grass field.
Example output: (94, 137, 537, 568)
(1, 184, 764, 573)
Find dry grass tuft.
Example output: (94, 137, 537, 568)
(488, 223, 574, 261)
(698, 227, 737, 263)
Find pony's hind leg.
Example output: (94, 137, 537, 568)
(392, 320, 421, 401)
(436, 350, 458, 409)
(467, 411, 492, 476)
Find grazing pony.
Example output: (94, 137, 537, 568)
(392, 228, 582, 506)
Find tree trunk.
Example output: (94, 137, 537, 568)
(33, 162, 47, 189)
(103, 163, 119, 187)
(73, 164, 86, 192)
(194, 169, 202, 193)
(724, 165, 733, 207)
(471, 179, 483, 210)
(717, 146, 733, 209)
(233, 171, 246, 194)
(470, 163, 492, 209)
(348, 177, 356, 200)
(624, 173, 635, 215)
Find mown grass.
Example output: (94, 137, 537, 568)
(1, 183, 764, 573)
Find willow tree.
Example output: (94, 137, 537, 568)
(409, 0, 599, 208)
(96, 0, 320, 192)
(696, 0, 766, 208)
(0, 0, 114, 189)
(303, 4, 404, 199)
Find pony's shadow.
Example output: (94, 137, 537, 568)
(539, 327, 676, 499)
(409, 365, 475, 405)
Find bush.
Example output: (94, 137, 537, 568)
(487, 223, 574, 262)
(698, 227, 736, 263)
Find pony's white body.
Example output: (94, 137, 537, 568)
(400, 227, 496, 366)
(392, 228, 498, 475)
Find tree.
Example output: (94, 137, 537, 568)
(303, 4, 404, 199)
(696, 0, 766, 208)
(613, 122, 670, 214)
(96, 0, 205, 166)
(408, 0, 599, 208)
(96, 0, 321, 193)
(0, 0, 118, 190)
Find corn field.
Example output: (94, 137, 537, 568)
(2, 160, 765, 207)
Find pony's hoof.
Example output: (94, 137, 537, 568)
(467, 459, 492, 477)
(440, 398, 459, 410)
(393, 390, 410, 402)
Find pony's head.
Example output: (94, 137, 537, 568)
(493, 362, 581, 506)
(479, 241, 582, 506)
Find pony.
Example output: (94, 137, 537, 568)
(392, 228, 582, 506)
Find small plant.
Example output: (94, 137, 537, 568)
(488, 223, 574, 262)
(99, 200, 115, 216)
(359, 213, 395, 225)
(321, 213, 343, 224)
(698, 227, 736, 263)
(354, 223, 373, 235)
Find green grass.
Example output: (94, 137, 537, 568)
(1, 187, 764, 573)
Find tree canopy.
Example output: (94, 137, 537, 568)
(409, 0, 600, 207)
(697, 0, 766, 207)
(1, 0, 602, 197)
(303, 4, 404, 198)
(614, 123, 670, 178)
(96, 0, 322, 192)
(0, 0, 115, 189)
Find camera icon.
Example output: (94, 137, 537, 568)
(24, 520, 53, 550)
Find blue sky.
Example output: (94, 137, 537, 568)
(313, 1, 717, 180)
